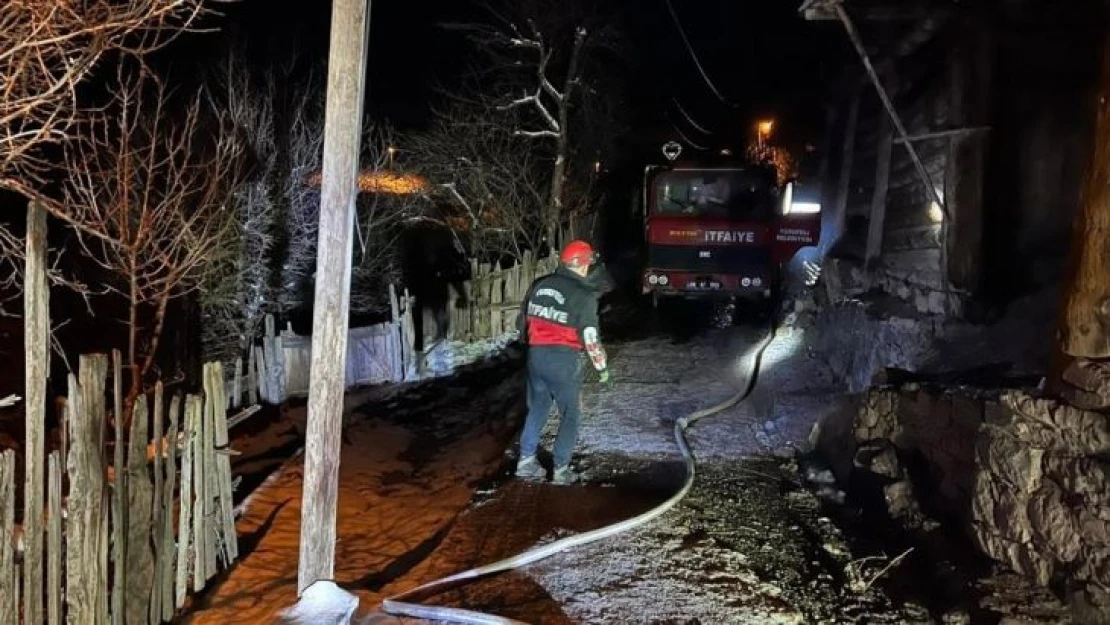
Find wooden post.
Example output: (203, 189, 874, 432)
(209, 363, 237, 566)
(832, 1, 948, 220)
(1058, 34, 1110, 362)
(149, 384, 164, 625)
(66, 355, 109, 625)
(866, 88, 895, 268)
(831, 93, 860, 253)
(111, 350, 126, 625)
(0, 450, 16, 625)
(24, 201, 48, 625)
(298, 0, 372, 595)
(945, 23, 994, 295)
(246, 347, 258, 406)
(47, 451, 62, 625)
(193, 387, 210, 591)
(159, 393, 180, 622)
(175, 395, 198, 607)
(125, 395, 154, 625)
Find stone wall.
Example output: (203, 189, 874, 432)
(847, 384, 1110, 619)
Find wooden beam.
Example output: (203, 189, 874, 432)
(894, 126, 991, 144)
(1058, 33, 1110, 359)
(298, 0, 372, 595)
(866, 94, 895, 267)
(800, 0, 941, 21)
(23, 201, 47, 625)
(832, 1, 950, 221)
(945, 24, 994, 293)
(0, 450, 15, 625)
(830, 93, 861, 254)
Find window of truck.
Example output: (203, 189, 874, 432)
(653, 169, 776, 220)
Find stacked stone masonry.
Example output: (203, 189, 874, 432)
(852, 385, 1110, 604)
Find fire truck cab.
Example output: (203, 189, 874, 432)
(641, 142, 821, 304)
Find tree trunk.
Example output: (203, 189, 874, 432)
(1058, 33, 1110, 362)
(547, 27, 587, 249)
(297, 0, 371, 595)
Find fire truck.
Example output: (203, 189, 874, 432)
(641, 141, 821, 307)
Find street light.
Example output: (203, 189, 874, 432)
(757, 119, 775, 150)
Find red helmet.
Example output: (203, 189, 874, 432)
(560, 240, 596, 267)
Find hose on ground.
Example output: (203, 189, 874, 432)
(382, 321, 779, 624)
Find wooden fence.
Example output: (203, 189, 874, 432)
(0, 352, 239, 625)
(221, 252, 555, 408)
(228, 285, 418, 406)
(447, 250, 558, 343)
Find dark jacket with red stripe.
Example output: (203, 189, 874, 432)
(516, 266, 599, 353)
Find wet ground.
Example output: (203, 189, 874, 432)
(184, 304, 1067, 624)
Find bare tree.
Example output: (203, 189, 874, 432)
(445, 0, 625, 248)
(198, 48, 323, 364)
(405, 100, 550, 262)
(0, 0, 219, 311)
(62, 68, 244, 413)
(349, 124, 423, 315)
(0, 0, 216, 197)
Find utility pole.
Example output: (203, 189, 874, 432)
(298, 0, 371, 595)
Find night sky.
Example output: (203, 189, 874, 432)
(164, 0, 850, 156)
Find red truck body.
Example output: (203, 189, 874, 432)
(641, 161, 820, 299)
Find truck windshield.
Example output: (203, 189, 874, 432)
(653, 169, 776, 219)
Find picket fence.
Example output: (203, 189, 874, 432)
(0, 352, 238, 625)
(221, 253, 558, 407)
(447, 250, 559, 343)
(224, 285, 418, 406)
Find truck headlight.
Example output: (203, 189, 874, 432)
(658, 275, 669, 286)
(648, 274, 659, 285)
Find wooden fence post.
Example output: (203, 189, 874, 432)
(125, 395, 154, 625)
(193, 388, 210, 591)
(158, 393, 181, 622)
(1, 450, 16, 625)
(246, 348, 258, 406)
(24, 200, 49, 625)
(47, 451, 62, 625)
(175, 395, 198, 607)
(149, 383, 164, 624)
(111, 350, 126, 625)
(208, 362, 237, 566)
(66, 355, 109, 625)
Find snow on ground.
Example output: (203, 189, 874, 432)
(418, 333, 519, 379)
(280, 581, 359, 624)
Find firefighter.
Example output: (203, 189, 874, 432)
(515, 240, 610, 484)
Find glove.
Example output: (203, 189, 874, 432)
(598, 369, 611, 385)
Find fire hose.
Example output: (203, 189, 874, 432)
(382, 321, 779, 624)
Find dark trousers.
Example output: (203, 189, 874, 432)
(519, 347, 584, 469)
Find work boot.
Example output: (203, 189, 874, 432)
(515, 455, 545, 480)
(552, 465, 581, 485)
